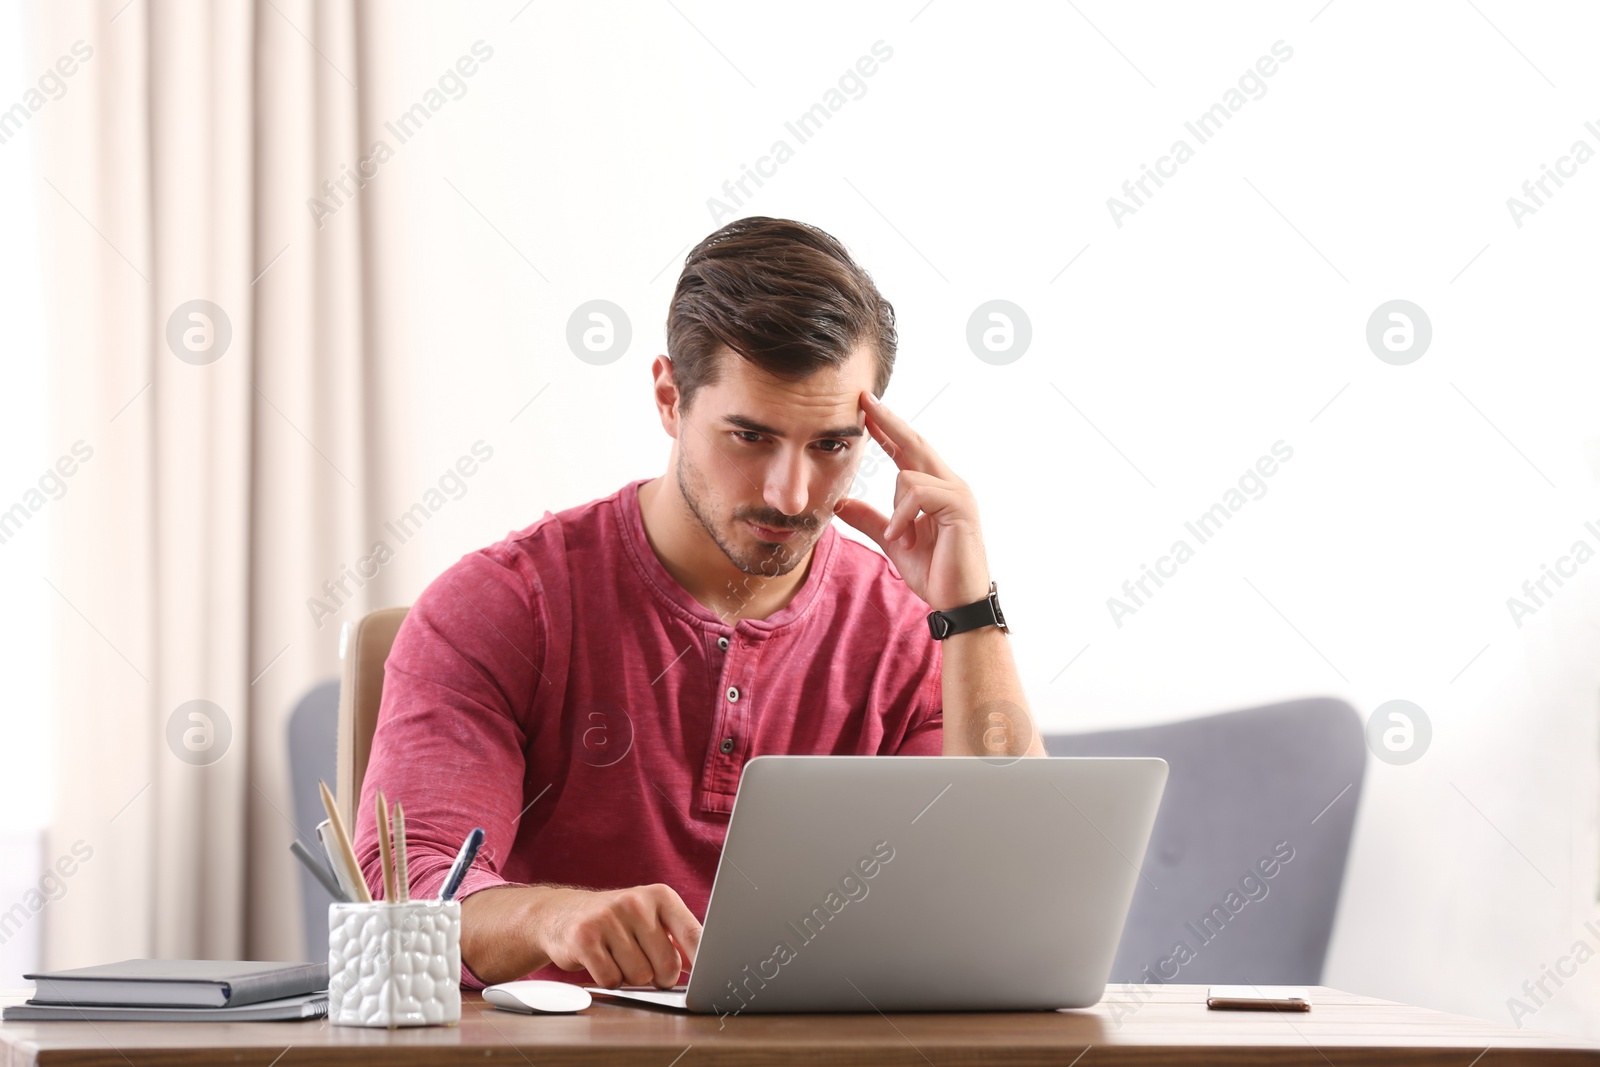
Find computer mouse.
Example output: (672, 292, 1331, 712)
(483, 979, 594, 1014)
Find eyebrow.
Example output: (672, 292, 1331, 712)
(723, 414, 865, 440)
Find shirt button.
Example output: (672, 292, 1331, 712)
(717, 637, 730, 651)
(720, 737, 734, 753)
(726, 686, 740, 702)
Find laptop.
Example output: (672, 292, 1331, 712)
(591, 754, 1167, 1014)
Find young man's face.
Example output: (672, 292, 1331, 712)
(672, 345, 876, 578)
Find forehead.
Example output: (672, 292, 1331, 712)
(700, 345, 876, 424)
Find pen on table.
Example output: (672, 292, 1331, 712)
(392, 800, 410, 905)
(439, 827, 485, 902)
(290, 838, 351, 903)
(317, 780, 373, 903)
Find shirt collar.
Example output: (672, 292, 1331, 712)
(616, 477, 837, 637)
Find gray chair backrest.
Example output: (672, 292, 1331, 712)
(1044, 696, 1365, 985)
(287, 679, 341, 963)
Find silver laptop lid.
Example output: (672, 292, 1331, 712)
(685, 755, 1167, 1014)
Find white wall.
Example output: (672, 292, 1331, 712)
(348, 0, 1598, 1036)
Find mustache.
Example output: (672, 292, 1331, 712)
(739, 511, 823, 532)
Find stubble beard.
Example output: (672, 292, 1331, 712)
(675, 447, 813, 579)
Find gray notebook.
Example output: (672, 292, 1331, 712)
(23, 959, 328, 1008)
(3, 990, 328, 1022)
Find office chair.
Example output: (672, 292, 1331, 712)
(286, 609, 409, 961)
(1045, 696, 1366, 985)
(286, 678, 340, 962)
(333, 606, 410, 833)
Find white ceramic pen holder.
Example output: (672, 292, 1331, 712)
(328, 899, 461, 1027)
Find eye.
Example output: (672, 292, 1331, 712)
(730, 431, 849, 453)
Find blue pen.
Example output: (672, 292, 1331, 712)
(439, 827, 485, 901)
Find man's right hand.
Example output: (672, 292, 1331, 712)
(460, 882, 701, 989)
(536, 884, 701, 988)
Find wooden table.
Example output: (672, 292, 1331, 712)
(2, 984, 1596, 1066)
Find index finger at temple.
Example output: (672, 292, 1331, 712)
(863, 393, 950, 477)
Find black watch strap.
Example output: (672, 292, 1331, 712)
(927, 581, 1008, 640)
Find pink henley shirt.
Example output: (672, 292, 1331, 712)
(353, 477, 944, 987)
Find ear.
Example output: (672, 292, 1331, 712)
(651, 356, 681, 439)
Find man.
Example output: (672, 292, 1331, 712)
(354, 216, 1044, 992)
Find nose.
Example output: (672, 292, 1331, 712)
(762, 446, 809, 522)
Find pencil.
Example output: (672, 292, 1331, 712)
(376, 790, 397, 903)
(317, 780, 372, 903)
(392, 801, 410, 904)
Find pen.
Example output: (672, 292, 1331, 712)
(439, 827, 485, 902)
(318, 780, 373, 903)
(290, 838, 351, 903)
(317, 819, 365, 904)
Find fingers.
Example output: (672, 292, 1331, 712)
(554, 922, 627, 988)
(655, 885, 703, 970)
(608, 886, 691, 987)
(831, 496, 892, 552)
(601, 921, 660, 988)
(547, 885, 698, 989)
(884, 482, 965, 545)
(861, 392, 951, 478)
(631, 887, 692, 987)
(887, 469, 941, 531)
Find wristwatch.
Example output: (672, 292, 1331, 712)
(926, 581, 1009, 640)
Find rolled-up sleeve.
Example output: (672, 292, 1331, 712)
(352, 548, 547, 989)
(893, 638, 944, 756)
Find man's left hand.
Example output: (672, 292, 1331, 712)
(833, 390, 992, 613)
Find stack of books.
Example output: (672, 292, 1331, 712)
(4, 960, 328, 1021)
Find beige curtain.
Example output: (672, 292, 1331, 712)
(34, 0, 408, 963)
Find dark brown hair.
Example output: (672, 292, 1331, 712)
(666, 217, 897, 412)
